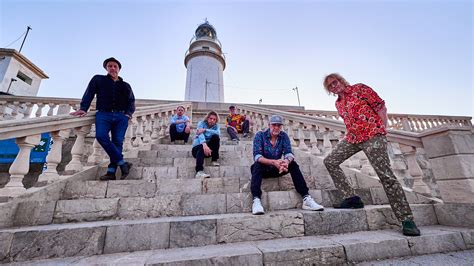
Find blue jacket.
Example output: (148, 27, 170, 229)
(192, 120, 220, 147)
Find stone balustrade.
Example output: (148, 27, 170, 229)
(238, 104, 438, 198)
(0, 95, 184, 120)
(294, 109, 472, 133)
(0, 102, 192, 199)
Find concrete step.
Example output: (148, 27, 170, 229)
(357, 250, 474, 265)
(2, 225, 471, 264)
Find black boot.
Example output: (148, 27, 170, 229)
(119, 162, 133, 180)
(333, 195, 364, 209)
(402, 220, 421, 236)
(99, 172, 116, 181)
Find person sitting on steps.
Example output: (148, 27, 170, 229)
(251, 115, 324, 215)
(169, 105, 191, 144)
(225, 105, 250, 141)
(192, 111, 221, 178)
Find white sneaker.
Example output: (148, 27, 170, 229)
(302, 196, 324, 211)
(195, 171, 210, 179)
(211, 161, 220, 166)
(252, 198, 265, 215)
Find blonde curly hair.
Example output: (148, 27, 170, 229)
(323, 73, 350, 94)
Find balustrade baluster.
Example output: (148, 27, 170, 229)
(143, 115, 153, 143)
(123, 119, 134, 152)
(151, 113, 159, 140)
(65, 126, 91, 174)
(286, 121, 297, 147)
(309, 127, 321, 155)
(133, 116, 144, 147)
(47, 103, 56, 116)
(399, 144, 431, 194)
(23, 102, 34, 118)
(0, 135, 41, 197)
(297, 125, 309, 151)
(87, 138, 105, 165)
(322, 130, 332, 155)
(35, 103, 45, 117)
(38, 130, 70, 183)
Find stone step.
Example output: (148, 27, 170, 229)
(2, 224, 471, 263)
(138, 149, 253, 159)
(357, 250, 474, 265)
(151, 143, 253, 152)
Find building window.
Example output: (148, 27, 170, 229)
(16, 71, 32, 85)
(202, 46, 210, 50)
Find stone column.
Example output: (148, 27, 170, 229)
(0, 135, 41, 197)
(38, 130, 70, 183)
(420, 127, 474, 203)
(65, 126, 91, 174)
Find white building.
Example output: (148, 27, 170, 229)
(0, 48, 48, 96)
(184, 21, 225, 102)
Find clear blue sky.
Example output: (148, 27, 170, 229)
(1, 0, 472, 118)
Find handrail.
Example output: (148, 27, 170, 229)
(239, 104, 424, 148)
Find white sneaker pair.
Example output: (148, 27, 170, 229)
(195, 171, 210, 178)
(252, 195, 324, 215)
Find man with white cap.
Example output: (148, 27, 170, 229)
(250, 115, 324, 214)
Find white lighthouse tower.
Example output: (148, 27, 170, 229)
(184, 21, 225, 102)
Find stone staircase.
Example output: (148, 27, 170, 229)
(0, 113, 473, 264)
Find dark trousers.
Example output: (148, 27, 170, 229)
(169, 124, 190, 143)
(250, 161, 309, 199)
(192, 135, 220, 172)
(95, 111, 129, 172)
(227, 120, 250, 140)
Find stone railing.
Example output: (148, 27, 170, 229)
(238, 104, 439, 198)
(0, 102, 192, 199)
(296, 109, 472, 133)
(0, 95, 183, 120)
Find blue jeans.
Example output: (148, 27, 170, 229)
(95, 111, 129, 172)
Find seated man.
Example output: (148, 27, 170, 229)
(192, 111, 221, 178)
(169, 105, 191, 144)
(251, 115, 324, 215)
(226, 105, 250, 141)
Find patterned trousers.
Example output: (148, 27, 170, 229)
(323, 134, 414, 222)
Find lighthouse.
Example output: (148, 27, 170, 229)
(184, 21, 225, 102)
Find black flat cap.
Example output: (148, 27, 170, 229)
(103, 57, 122, 69)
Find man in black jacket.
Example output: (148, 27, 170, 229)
(71, 57, 135, 180)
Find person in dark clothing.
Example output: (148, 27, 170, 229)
(71, 57, 135, 181)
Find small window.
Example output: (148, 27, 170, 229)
(202, 46, 210, 50)
(16, 71, 32, 85)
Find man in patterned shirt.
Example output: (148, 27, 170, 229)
(322, 73, 420, 236)
(225, 105, 250, 141)
(251, 115, 324, 215)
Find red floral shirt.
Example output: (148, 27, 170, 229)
(335, 83, 387, 143)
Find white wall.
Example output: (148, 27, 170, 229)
(0, 56, 42, 96)
(185, 56, 224, 102)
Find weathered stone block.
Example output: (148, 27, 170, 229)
(138, 150, 158, 158)
(170, 219, 217, 248)
(257, 236, 345, 265)
(143, 157, 173, 166)
(217, 212, 304, 243)
(412, 204, 438, 226)
(54, 198, 119, 223)
(437, 179, 474, 204)
(279, 175, 316, 190)
(118, 196, 182, 219)
(104, 222, 170, 253)
(0, 202, 16, 228)
(304, 209, 368, 235)
(182, 194, 226, 215)
(435, 203, 474, 227)
(329, 230, 410, 262)
(369, 187, 389, 205)
(421, 129, 474, 158)
(123, 166, 143, 180)
(0, 232, 12, 262)
(226, 192, 256, 213)
(311, 166, 335, 190)
(202, 177, 239, 194)
(143, 166, 177, 180)
(177, 166, 199, 179)
(365, 205, 400, 230)
(356, 173, 382, 188)
(430, 155, 474, 180)
(267, 191, 301, 210)
(13, 201, 55, 226)
(106, 180, 156, 198)
(261, 177, 280, 191)
(219, 166, 249, 178)
(404, 227, 466, 255)
(146, 243, 262, 266)
(9, 227, 106, 261)
(62, 181, 107, 199)
(156, 179, 202, 195)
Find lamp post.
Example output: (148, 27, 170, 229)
(6, 78, 17, 94)
(292, 86, 301, 106)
